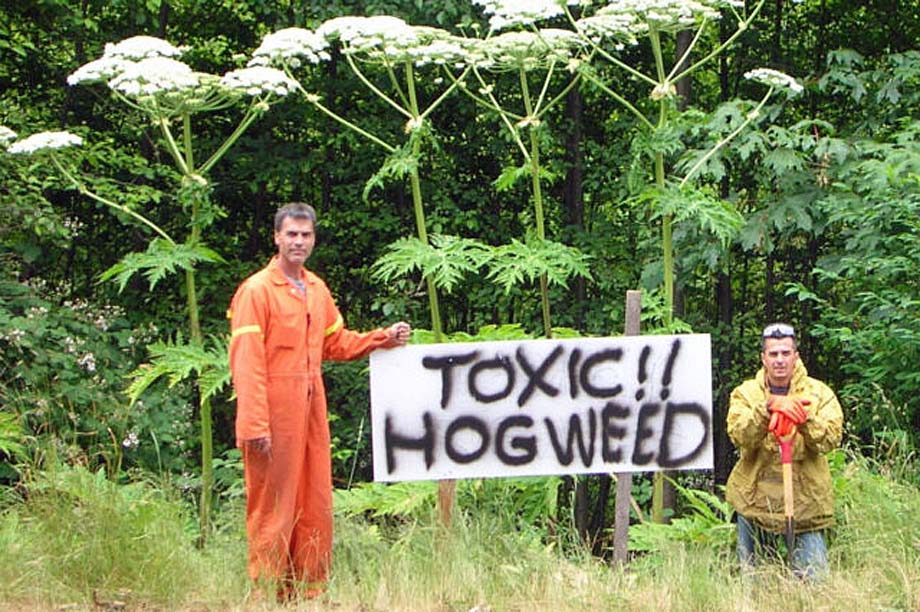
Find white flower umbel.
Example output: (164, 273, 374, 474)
(0, 126, 16, 147)
(317, 15, 418, 51)
(316, 17, 470, 68)
(473, 0, 585, 31)
(108, 57, 201, 96)
(67, 55, 134, 85)
(586, 0, 730, 37)
(249, 27, 330, 68)
(103, 35, 183, 60)
(220, 67, 298, 97)
(396, 29, 473, 67)
(69, 35, 182, 86)
(575, 12, 641, 45)
(8, 131, 83, 155)
(474, 29, 582, 71)
(744, 68, 804, 94)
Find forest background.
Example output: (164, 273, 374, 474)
(0, 1, 917, 610)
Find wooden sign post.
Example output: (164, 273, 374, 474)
(613, 289, 641, 564)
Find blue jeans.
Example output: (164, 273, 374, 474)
(736, 514, 828, 580)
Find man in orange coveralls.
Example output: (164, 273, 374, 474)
(228, 202, 410, 602)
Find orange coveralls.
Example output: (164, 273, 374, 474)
(228, 258, 391, 587)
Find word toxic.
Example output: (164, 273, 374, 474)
(420, 340, 683, 409)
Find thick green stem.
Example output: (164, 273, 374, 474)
(156, 115, 189, 175)
(520, 68, 552, 338)
(178, 112, 213, 541)
(651, 27, 671, 526)
(531, 132, 552, 339)
(405, 65, 444, 342)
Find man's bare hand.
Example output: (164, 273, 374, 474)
(385, 321, 411, 347)
(246, 436, 272, 458)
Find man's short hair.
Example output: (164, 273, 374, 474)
(274, 202, 317, 231)
(762, 322, 797, 349)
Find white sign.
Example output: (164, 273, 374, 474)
(370, 334, 712, 482)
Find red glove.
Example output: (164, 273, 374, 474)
(768, 395, 810, 426)
(768, 411, 795, 438)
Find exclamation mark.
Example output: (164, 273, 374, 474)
(635, 345, 651, 401)
(660, 339, 681, 400)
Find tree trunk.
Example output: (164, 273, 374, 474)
(563, 85, 586, 322)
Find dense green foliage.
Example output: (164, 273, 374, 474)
(1, 0, 918, 573)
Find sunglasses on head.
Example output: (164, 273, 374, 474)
(762, 323, 795, 339)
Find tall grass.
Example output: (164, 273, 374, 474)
(0, 464, 248, 609)
(0, 455, 915, 611)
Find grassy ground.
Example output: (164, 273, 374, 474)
(0, 457, 916, 611)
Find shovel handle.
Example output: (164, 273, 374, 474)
(778, 430, 797, 564)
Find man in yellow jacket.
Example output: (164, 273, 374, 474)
(228, 202, 411, 602)
(726, 322, 843, 579)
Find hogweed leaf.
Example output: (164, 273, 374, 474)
(639, 184, 744, 248)
(127, 334, 230, 404)
(486, 238, 592, 293)
(100, 238, 226, 292)
(372, 234, 491, 293)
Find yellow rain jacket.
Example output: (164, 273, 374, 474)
(725, 360, 843, 533)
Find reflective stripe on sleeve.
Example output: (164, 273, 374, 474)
(324, 315, 343, 337)
(231, 324, 262, 339)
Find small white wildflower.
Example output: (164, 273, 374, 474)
(103, 35, 183, 60)
(8, 131, 83, 155)
(77, 352, 97, 373)
(6, 329, 25, 343)
(0, 126, 17, 147)
(122, 431, 140, 449)
(220, 66, 298, 97)
(108, 57, 200, 96)
(744, 68, 804, 94)
(250, 27, 330, 67)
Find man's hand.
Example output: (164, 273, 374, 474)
(768, 394, 810, 425)
(384, 321, 411, 347)
(246, 436, 272, 458)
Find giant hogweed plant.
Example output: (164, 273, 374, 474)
(567, 0, 800, 524)
(560, 0, 802, 326)
(450, 22, 593, 338)
(473, 0, 801, 522)
(7, 35, 297, 539)
(249, 18, 489, 344)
